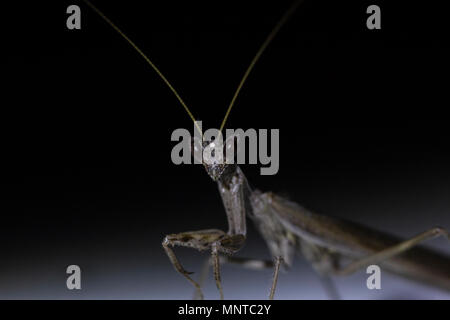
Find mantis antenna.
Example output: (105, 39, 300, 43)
(219, 0, 303, 132)
(82, 0, 202, 135)
(83, 0, 302, 135)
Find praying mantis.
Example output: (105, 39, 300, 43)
(82, 0, 450, 300)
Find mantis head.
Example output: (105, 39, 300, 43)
(192, 135, 238, 182)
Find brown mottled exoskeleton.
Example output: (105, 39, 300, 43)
(83, 0, 450, 300)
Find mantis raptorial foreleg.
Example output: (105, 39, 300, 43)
(162, 229, 245, 299)
(162, 237, 204, 299)
(333, 227, 449, 276)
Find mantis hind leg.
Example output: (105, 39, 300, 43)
(269, 256, 283, 300)
(333, 227, 449, 276)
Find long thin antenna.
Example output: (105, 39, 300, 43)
(219, 0, 303, 132)
(82, 0, 202, 135)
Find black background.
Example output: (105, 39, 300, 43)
(1, 0, 449, 299)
